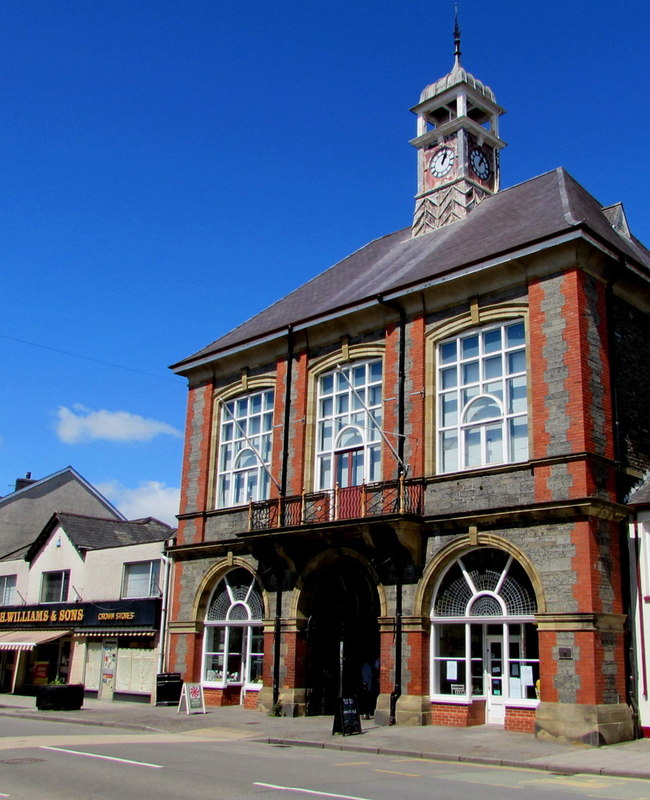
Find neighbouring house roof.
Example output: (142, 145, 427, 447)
(0, 467, 125, 561)
(171, 168, 650, 374)
(629, 477, 650, 508)
(26, 512, 175, 562)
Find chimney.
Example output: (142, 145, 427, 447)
(15, 472, 36, 492)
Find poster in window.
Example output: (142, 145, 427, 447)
(446, 661, 458, 681)
(520, 665, 534, 686)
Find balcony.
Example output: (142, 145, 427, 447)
(248, 477, 424, 531)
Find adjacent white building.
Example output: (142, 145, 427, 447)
(629, 476, 650, 737)
(0, 469, 175, 702)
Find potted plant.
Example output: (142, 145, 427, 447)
(35, 677, 84, 711)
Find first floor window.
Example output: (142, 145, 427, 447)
(0, 575, 16, 606)
(203, 569, 264, 686)
(40, 570, 70, 603)
(122, 560, 161, 598)
(437, 319, 528, 473)
(315, 359, 383, 490)
(216, 389, 274, 508)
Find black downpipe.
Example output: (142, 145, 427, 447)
(377, 296, 407, 725)
(273, 326, 294, 711)
(377, 296, 406, 472)
(389, 571, 403, 725)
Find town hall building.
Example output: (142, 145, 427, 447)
(166, 38, 650, 744)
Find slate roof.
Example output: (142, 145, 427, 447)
(26, 513, 175, 562)
(629, 477, 650, 508)
(172, 168, 650, 373)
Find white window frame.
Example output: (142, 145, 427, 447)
(40, 570, 70, 603)
(121, 560, 161, 599)
(203, 571, 264, 690)
(0, 575, 17, 606)
(315, 359, 383, 490)
(216, 389, 275, 509)
(429, 550, 539, 707)
(436, 319, 528, 474)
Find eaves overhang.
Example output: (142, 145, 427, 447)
(171, 219, 649, 377)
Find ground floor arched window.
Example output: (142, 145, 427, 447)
(430, 547, 539, 724)
(203, 569, 264, 688)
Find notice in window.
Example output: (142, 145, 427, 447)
(509, 678, 522, 699)
(446, 661, 458, 681)
(520, 665, 534, 687)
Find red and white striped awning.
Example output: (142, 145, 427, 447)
(0, 630, 72, 651)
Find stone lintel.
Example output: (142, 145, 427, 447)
(378, 615, 429, 634)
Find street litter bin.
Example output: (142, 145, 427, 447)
(156, 672, 183, 706)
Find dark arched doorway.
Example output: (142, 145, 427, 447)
(300, 559, 380, 716)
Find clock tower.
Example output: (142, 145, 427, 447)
(411, 21, 505, 236)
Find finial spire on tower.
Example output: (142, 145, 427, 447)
(454, 5, 461, 67)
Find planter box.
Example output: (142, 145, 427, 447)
(36, 684, 84, 711)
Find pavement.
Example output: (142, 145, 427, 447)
(0, 692, 649, 781)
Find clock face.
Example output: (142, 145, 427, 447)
(429, 146, 455, 178)
(470, 147, 491, 181)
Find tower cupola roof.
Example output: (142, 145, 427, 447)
(418, 60, 496, 105)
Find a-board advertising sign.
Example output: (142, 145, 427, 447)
(332, 695, 362, 736)
(177, 682, 206, 715)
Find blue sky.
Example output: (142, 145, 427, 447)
(1, 0, 648, 524)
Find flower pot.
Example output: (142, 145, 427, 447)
(35, 683, 84, 711)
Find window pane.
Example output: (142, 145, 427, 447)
(464, 396, 500, 423)
(462, 361, 479, 384)
(440, 366, 457, 389)
(441, 431, 458, 472)
(440, 341, 457, 364)
(320, 374, 333, 394)
(508, 349, 526, 374)
(353, 365, 365, 386)
(483, 328, 502, 353)
(484, 355, 502, 379)
(509, 418, 529, 461)
(486, 423, 503, 463)
(369, 446, 381, 482)
(370, 361, 382, 382)
(507, 322, 525, 347)
(508, 376, 527, 414)
(462, 335, 479, 359)
(464, 427, 481, 466)
(441, 393, 457, 427)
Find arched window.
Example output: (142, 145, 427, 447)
(315, 360, 383, 490)
(216, 389, 274, 508)
(437, 320, 528, 473)
(430, 548, 539, 722)
(203, 569, 264, 687)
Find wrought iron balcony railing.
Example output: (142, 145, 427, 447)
(248, 476, 424, 531)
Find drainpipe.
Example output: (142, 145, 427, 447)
(280, 325, 294, 524)
(376, 296, 406, 473)
(272, 326, 293, 710)
(272, 569, 283, 712)
(377, 296, 407, 725)
(389, 566, 403, 725)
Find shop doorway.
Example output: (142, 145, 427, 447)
(301, 560, 379, 716)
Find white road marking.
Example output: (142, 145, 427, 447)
(254, 783, 372, 800)
(39, 745, 163, 769)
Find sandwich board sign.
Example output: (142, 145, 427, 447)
(178, 682, 206, 715)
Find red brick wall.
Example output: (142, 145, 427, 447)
(505, 706, 536, 733)
(430, 701, 485, 727)
(405, 629, 428, 696)
(383, 322, 399, 482)
(406, 314, 425, 478)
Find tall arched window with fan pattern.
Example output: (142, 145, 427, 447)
(430, 548, 539, 723)
(203, 569, 264, 688)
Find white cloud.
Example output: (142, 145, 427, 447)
(97, 480, 180, 526)
(55, 404, 182, 444)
